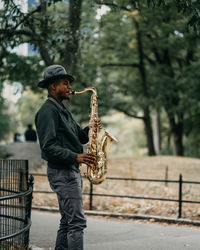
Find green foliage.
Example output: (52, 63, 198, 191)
(180, 61, 200, 157)
(92, 0, 200, 156)
(0, 53, 45, 92)
(0, 0, 199, 157)
(17, 88, 46, 127)
(0, 86, 10, 140)
(95, 0, 200, 30)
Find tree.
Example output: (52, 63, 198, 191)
(136, 2, 200, 155)
(0, 0, 85, 139)
(94, 0, 200, 156)
(95, 0, 200, 30)
(0, 0, 100, 129)
(95, 5, 156, 155)
(1, 0, 199, 157)
(0, 0, 83, 77)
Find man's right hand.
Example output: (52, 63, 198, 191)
(76, 153, 96, 166)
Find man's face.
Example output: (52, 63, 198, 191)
(54, 78, 71, 100)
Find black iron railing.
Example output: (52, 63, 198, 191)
(31, 172, 200, 219)
(0, 160, 34, 250)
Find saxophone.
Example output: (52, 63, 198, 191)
(71, 87, 117, 184)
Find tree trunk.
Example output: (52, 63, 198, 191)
(168, 115, 184, 156)
(38, 0, 54, 66)
(63, 0, 83, 75)
(150, 45, 185, 156)
(134, 18, 156, 156)
(143, 107, 156, 156)
(152, 111, 161, 155)
(36, 0, 83, 71)
(173, 130, 184, 156)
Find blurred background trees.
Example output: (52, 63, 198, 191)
(0, 87, 10, 141)
(0, 0, 199, 157)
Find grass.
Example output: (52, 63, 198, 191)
(31, 155, 200, 220)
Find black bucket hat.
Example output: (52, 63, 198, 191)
(38, 64, 75, 88)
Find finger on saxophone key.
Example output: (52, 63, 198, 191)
(86, 153, 96, 164)
(96, 118, 102, 129)
(76, 153, 88, 164)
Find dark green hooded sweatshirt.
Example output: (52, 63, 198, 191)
(35, 95, 89, 170)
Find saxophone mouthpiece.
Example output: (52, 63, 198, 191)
(70, 90, 76, 95)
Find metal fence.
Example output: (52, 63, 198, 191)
(87, 175, 200, 218)
(31, 172, 200, 219)
(0, 160, 34, 250)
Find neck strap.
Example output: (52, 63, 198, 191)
(48, 97, 69, 115)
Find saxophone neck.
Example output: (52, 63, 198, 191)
(71, 87, 97, 96)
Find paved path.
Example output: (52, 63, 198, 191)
(30, 211, 200, 250)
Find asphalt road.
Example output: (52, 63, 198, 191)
(30, 211, 200, 250)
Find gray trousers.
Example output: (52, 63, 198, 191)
(47, 167, 87, 250)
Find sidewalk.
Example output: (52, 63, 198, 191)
(30, 245, 44, 250)
(30, 211, 200, 250)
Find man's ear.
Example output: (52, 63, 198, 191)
(52, 83, 57, 90)
(49, 82, 57, 91)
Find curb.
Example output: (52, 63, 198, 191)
(32, 206, 200, 226)
(30, 245, 45, 250)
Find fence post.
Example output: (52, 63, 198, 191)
(89, 182, 93, 210)
(19, 168, 23, 203)
(24, 175, 34, 247)
(165, 166, 168, 187)
(178, 174, 183, 218)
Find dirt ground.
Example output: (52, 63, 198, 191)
(31, 155, 200, 220)
(2, 141, 200, 220)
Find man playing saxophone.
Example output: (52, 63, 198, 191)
(35, 64, 101, 250)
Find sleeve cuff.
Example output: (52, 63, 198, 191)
(70, 152, 78, 164)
